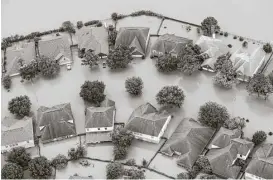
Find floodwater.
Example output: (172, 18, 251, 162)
(2, 0, 273, 42)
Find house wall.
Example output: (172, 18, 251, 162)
(85, 110, 115, 133)
(244, 172, 265, 180)
(1, 140, 35, 153)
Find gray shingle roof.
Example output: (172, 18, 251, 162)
(161, 118, 215, 169)
(209, 127, 241, 149)
(207, 143, 241, 179)
(115, 27, 150, 56)
(245, 143, 273, 179)
(231, 138, 254, 156)
(2, 116, 34, 146)
(37, 103, 76, 143)
(85, 106, 115, 128)
(151, 34, 192, 55)
(125, 103, 169, 137)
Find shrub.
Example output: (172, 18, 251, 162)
(68, 145, 87, 160)
(77, 21, 83, 29)
(78, 48, 85, 58)
(51, 154, 68, 170)
(106, 162, 124, 179)
(177, 172, 189, 179)
(239, 37, 244, 41)
(130, 10, 163, 18)
(96, 21, 103, 27)
(125, 76, 144, 96)
(84, 20, 100, 26)
(8, 95, 31, 118)
(79, 80, 106, 105)
(268, 71, 273, 85)
(233, 36, 237, 39)
(28, 156, 52, 179)
(213, 72, 233, 89)
(234, 159, 246, 168)
(188, 165, 200, 179)
(195, 156, 212, 174)
(156, 86, 185, 108)
(108, 25, 115, 31)
(1, 163, 24, 179)
(81, 49, 99, 68)
(252, 131, 267, 145)
(2, 75, 11, 90)
(200, 174, 218, 179)
(228, 44, 232, 48)
(37, 56, 60, 78)
(19, 60, 39, 81)
(200, 17, 221, 37)
(107, 45, 134, 69)
(124, 168, 145, 179)
(243, 41, 248, 48)
(197, 28, 201, 34)
(263, 43, 272, 53)
(219, 31, 223, 35)
(156, 53, 179, 72)
(223, 117, 246, 130)
(7, 147, 31, 168)
(125, 159, 136, 166)
(142, 158, 148, 167)
(247, 73, 273, 99)
(198, 101, 230, 128)
(224, 32, 229, 37)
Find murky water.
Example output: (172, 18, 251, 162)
(2, 0, 273, 41)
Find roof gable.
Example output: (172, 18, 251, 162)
(85, 106, 115, 128)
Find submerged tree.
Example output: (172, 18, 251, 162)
(8, 95, 32, 118)
(214, 53, 230, 72)
(156, 86, 185, 108)
(246, 73, 273, 99)
(1, 163, 24, 179)
(125, 76, 144, 96)
(107, 45, 134, 69)
(62, 21, 76, 44)
(81, 49, 99, 69)
(156, 53, 179, 72)
(252, 131, 267, 145)
(263, 43, 272, 53)
(201, 17, 221, 37)
(79, 80, 106, 105)
(108, 29, 118, 47)
(198, 101, 230, 128)
(19, 60, 39, 81)
(37, 56, 60, 78)
(77, 21, 83, 29)
(28, 156, 52, 179)
(50, 154, 68, 170)
(106, 162, 124, 179)
(7, 147, 31, 168)
(2, 75, 11, 90)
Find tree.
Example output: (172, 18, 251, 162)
(201, 17, 221, 37)
(77, 21, 83, 29)
(125, 76, 144, 96)
(19, 60, 39, 81)
(112, 127, 134, 160)
(213, 72, 233, 89)
(252, 131, 267, 145)
(8, 95, 32, 118)
(50, 154, 68, 170)
(37, 56, 60, 78)
(178, 54, 202, 75)
(62, 21, 75, 44)
(7, 147, 31, 168)
(111, 12, 118, 21)
(263, 43, 272, 53)
(195, 156, 212, 174)
(2, 75, 11, 90)
(177, 172, 189, 179)
(223, 117, 246, 130)
(156, 53, 179, 72)
(106, 162, 124, 179)
(79, 80, 106, 105)
(108, 29, 117, 47)
(198, 101, 230, 128)
(214, 53, 230, 72)
(124, 168, 145, 179)
(246, 73, 273, 99)
(107, 45, 134, 69)
(81, 49, 99, 69)
(267, 71, 273, 85)
(156, 86, 185, 108)
(28, 156, 52, 179)
(1, 163, 24, 179)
